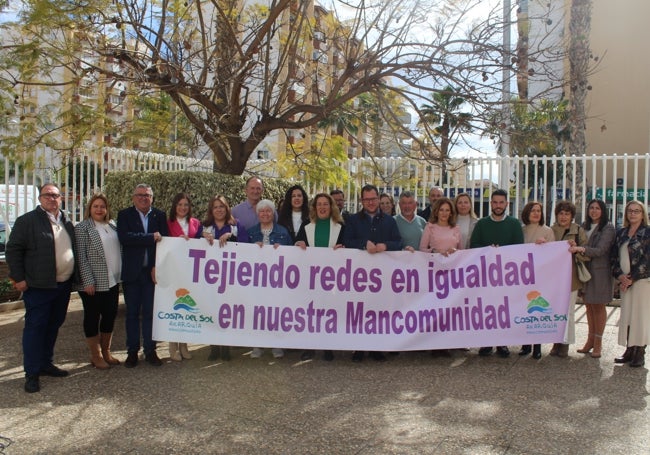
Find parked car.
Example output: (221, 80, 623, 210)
(0, 223, 11, 260)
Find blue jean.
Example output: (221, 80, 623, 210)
(22, 282, 72, 376)
(123, 268, 156, 355)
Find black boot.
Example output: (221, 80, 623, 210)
(630, 346, 646, 368)
(532, 344, 542, 359)
(221, 346, 232, 361)
(614, 347, 634, 364)
(207, 345, 220, 361)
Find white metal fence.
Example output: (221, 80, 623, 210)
(1, 147, 648, 227)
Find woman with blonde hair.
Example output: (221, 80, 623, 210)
(295, 193, 345, 361)
(611, 201, 650, 367)
(75, 194, 122, 369)
(454, 193, 478, 249)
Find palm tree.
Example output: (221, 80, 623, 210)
(418, 86, 473, 185)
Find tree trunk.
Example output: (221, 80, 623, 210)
(568, 0, 591, 211)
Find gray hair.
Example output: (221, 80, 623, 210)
(256, 199, 276, 214)
(133, 183, 153, 196)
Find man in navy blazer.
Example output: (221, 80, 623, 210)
(117, 183, 168, 367)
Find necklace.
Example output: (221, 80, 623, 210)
(94, 221, 111, 234)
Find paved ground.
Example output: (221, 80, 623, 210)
(1, 297, 649, 455)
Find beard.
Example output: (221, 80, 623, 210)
(492, 207, 505, 217)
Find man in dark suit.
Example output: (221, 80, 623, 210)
(117, 183, 168, 367)
(343, 184, 402, 362)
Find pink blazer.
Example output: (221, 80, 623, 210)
(167, 217, 202, 239)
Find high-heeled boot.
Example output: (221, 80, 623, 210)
(100, 332, 121, 365)
(87, 335, 109, 370)
(549, 343, 561, 356)
(630, 346, 646, 368)
(169, 342, 182, 361)
(179, 343, 192, 359)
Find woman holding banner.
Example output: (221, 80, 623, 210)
(419, 198, 462, 256)
(569, 199, 615, 359)
(611, 201, 650, 367)
(202, 195, 249, 361)
(419, 197, 462, 357)
(248, 199, 292, 359)
(519, 201, 555, 359)
(551, 200, 588, 358)
(295, 193, 345, 361)
(167, 193, 203, 361)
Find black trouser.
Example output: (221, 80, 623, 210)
(79, 285, 120, 337)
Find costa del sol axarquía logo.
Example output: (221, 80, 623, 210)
(525, 290, 552, 314)
(172, 288, 199, 313)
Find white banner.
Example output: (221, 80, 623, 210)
(153, 238, 572, 350)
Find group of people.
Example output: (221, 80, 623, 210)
(6, 180, 650, 394)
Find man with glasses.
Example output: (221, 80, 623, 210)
(343, 184, 402, 362)
(330, 189, 350, 222)
(6, 183, 77, 393)
(117, 183, 168, 368)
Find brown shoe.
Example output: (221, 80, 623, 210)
(557, 344, 570, 358)
(549, 343, 560, 356)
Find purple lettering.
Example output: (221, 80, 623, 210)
(188, 249, 206, 282)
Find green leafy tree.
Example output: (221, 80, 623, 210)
(486, 98, 571, 206)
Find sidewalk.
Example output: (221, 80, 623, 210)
(1, 297, 649, 454)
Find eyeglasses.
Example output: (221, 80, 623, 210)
(40, 193, 61, 199)
(134, 193, 152, 199)
(627, 209, 643, 214)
